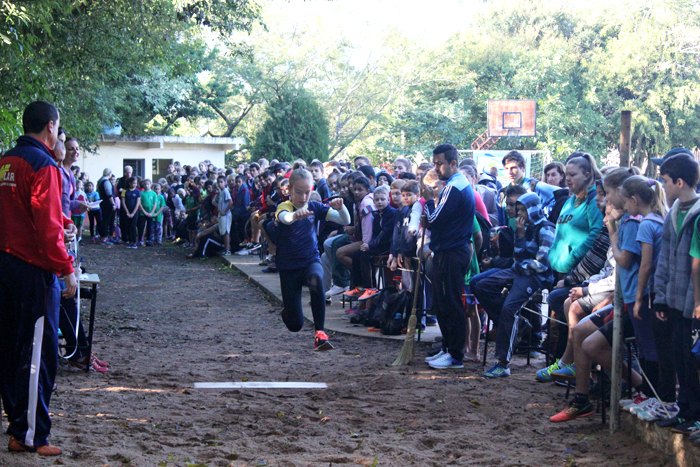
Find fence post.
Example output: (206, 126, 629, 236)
(620, 111, 632, 167)
(610, 267, 623, 433)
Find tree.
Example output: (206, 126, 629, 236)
(251, 90, 330, 162)
(0, 0, 262, 151)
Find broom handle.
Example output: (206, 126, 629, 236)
(409, 228, 427, 318)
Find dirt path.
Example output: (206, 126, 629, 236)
(0, 244, 666, 467)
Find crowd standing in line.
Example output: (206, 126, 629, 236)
(2, 101, 700, 458)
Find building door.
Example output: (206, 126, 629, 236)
(123, 159, 146, 179)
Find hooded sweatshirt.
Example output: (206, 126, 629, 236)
(511, 192, 555, 283)
(549, 185, 604, 274)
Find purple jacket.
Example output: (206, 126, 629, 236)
(60, 165, 80, 217)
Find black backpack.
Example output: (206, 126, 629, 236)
(381, 289, 413, 336)
(474, 211, 492, 262)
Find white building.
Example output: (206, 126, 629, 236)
(81, 135, 245, 181)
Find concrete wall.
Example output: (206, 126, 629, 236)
(80, 141, 226, 182)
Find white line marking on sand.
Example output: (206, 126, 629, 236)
(194, 382, 328, 389)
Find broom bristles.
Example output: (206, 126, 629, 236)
(392, 229, 426, 367)
(391, 314, 417, 366)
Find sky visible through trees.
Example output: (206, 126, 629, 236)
(1, 0, 698, 166)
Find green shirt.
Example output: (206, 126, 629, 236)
(678, 208, 690, 240)
(154, 194, 166, 223)
(465, 218, 481, 284)
(689, 217, 700, 259)
(140, 190, 157, 215)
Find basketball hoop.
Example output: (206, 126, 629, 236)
(487, 100, 536, 138)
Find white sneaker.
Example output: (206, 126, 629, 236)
(629, 397, 658, 415)
(223, 250, 231, 256)
(234, 249, 249, 256)
(326, 285, 349, 297)
(428, 352, 464, 369)
(637, 401, 679, 422)
(425, 350, 445, 363)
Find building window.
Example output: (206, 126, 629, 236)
(152, 159, 174, 181)
(123, 159, 145, 179)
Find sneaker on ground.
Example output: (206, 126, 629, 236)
(425, 350, 445, 363)
(551, 363, 576, 382)
(628, 397, 657, 415)
(536, 360, 565, 382)
(428, 352, 463, 369)
(621, 393, 649, 412)
(8, 437, 61, 457)
(234, 249, 250, 256)
(670, 420, 700, 435)
(482, 363, 511, 378)
(358, 288, 379, 301)
(248, 243, 261, 252)
(425, 316, 438, 326)
(326, 297, 332, 305)
(631, 398, 659, 416)
(637, 401, 679, 422)
(314, 331, 334, 351)
(223, 250, 231, 256)
(343, 288, 364, 298)
(550, 400, 594, 423)
(326, 285, 349, 297)
(91, 354, 109, 367)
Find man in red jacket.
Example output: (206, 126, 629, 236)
(0, 101, 77, 457)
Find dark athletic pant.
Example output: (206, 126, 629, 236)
(432, 246, 471, 362)
(351, 249, 374, 289)
(58, 285, 88, 361)
(0, 252, 60, 448)
(279, 262, 325, 332)
(547, 285, 574, 358)
(669, 309, 700, 419)
(88, 209, 101, 237)
(651, 310, 676, 403)
(121, 213, 137, 244)
(137, 215, 154, 244)
(471, 267, 543, 364)
(98, 202, 114, 239)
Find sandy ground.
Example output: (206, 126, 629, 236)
(0, 243, 668, 467)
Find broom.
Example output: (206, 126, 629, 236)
(392, 228, 427, 366)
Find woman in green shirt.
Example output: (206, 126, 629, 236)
(549, 153, 604, 275)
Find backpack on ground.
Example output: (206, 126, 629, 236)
(380, 289, 413, 335)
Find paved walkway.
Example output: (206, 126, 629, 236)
(222, 253, 442, 342)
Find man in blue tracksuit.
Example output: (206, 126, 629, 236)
(424, 143, 476, 369)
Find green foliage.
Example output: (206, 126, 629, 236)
(251, 90, 330, 163)
(0, 0, 261, 151)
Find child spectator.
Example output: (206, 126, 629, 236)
(390, 180, 418, 275)
(389, 179, 406, 211)
(327, 170, 340, 197)
(620, 174, 671, 422)
(310, 159, 331, 202)
(536, 182, 612, 382)
(152, 182, 166, 245)
(138, 179, 158, 246)
(216, 175, 232, 255)
(349, 185, 396, 301)
(121, 176, 141, 249)
(356, 165, 377, 187)
(276, 169, 350, 350)
(184, 186, 201, 248)
(376, 172, 394, 187)
(322, 173, 356, 299)
(71, 179, 87, 245)
(85, 181, 101, 243)
(471, 192, 555, 377)
(393, 157, 412, 178)
(340, 176, 376, 298)
(231, 174, 252, 252)
(654, 154, 700, 432)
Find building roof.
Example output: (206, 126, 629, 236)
(99, 135, 244, 150)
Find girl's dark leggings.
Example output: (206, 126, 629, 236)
(279, 262, 325, 332)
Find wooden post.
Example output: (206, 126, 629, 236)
(610, 267, 624, 433)
(620, 111, 632, 167)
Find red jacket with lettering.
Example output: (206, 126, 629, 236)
(0, 136, 74, 276)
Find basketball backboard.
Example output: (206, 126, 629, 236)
(487, 100, 536, 137)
